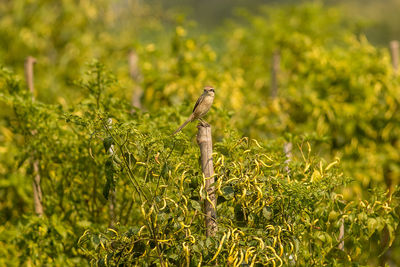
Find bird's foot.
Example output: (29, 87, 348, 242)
(198, 120, 210, 127)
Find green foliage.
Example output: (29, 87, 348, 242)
(1, 60, 397, 265)
(0, 0, 165, 102)
(219, 4, 400, 198)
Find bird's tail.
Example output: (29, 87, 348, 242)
(173, 115, 194, 135)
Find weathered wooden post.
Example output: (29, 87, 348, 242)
(24, 56, 44, 216)
(390, 40, 399, 75)
(197, 124, 217, 237)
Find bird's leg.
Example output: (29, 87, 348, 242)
(199, 118, 210, 127)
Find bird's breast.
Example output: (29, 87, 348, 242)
(194, 95, 214, 118)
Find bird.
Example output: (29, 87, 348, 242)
(173, 86, 215, 135)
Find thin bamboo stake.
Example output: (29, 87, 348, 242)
(338, 218, 344, 250)
(32, 160, 43, 216)
(106, 118, 116, 227)
(129, 50, 143, 110)
(390, 40, 399, 75)
(380, 41, 399, 263)
(284, 142, 292, 174)
(24, 56, 44, 216)
(25, 56, 36, 100)
(270, 50, 280, 99)
(271, 50, 292, 174)
(197, 123, 217, 237)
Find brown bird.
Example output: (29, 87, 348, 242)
(173, 86, 215, 135)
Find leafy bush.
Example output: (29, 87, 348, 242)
(1, 63, 398, 266)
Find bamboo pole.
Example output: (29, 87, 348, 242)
(24, 56, 44, 216)
(390, 40, 399, 75)
(196, 124, 217, 237)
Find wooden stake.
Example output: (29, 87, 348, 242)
(197, 124, 217, 237)
(24, 56, 44, 216)
(390, 40, 399, 75)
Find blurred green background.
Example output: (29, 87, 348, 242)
(158, 0, 400, 45)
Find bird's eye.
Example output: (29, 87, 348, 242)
(210, 89, 215, 92)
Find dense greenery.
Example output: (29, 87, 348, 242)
(1, 1, 400, 266)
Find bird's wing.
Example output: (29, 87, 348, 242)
(193, 94, 204, 112)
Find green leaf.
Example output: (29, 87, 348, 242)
(103, 136, 113, 153)
(132, 240, 146, 257)
(103, 178, 111, 200)
(91, 235, 100, 249)
(161, 163, 169, 178)
(105, 158, 114, 180)
(103, 158, 115, 200)
(222, 186, 234, 199)
(190, 200, 202, 211)
(53, 224, 67, 239)
(262, 207, 272, 220)
(367, 217, 377, 236)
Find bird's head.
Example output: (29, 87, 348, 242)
(203, 86, 215, 96)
